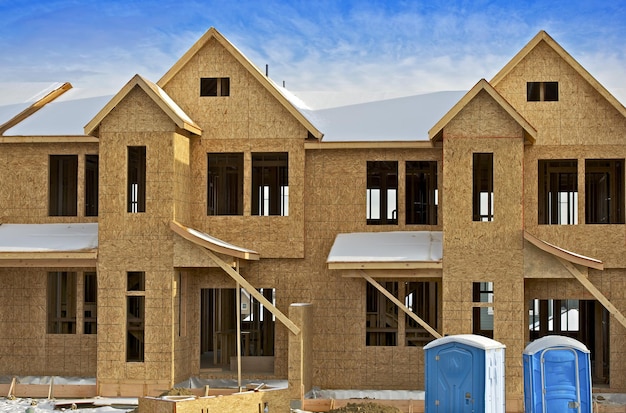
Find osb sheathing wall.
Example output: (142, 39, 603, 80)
(441, 90, 526, 397)
(0, 142, 98, 223)
(160, 36, 307, 259)
(97, 85, 181, 395)
(302, 147, 442, 390)
(0, 268, 96, 376)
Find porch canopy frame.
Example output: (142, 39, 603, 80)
(327, 231, 443, 339)
(0, 223, 98, 267)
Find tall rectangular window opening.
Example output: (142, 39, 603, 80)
(366, 282, 398, 346)
(251, 153, 288, 216)
(84, 272, 97, 334)
(538, 160, 578, 224)
(367, 161, 398, 225)
(473, 153, 494, 221)
(85, 154, 99, 216)
(208, 153, 243, 215)
(49, 155, 78, 216)
(47, 272, 77, 334)
(126, 271, 145, 362)
(586, 159, 624, 224)
(200, 77, 230, 96)
(527, 82, 559, 101)
(406, 161, 438, 225)
(472, 281, 494, 339)
(404, 281, 439, 346)
(127, 146, 146, 213)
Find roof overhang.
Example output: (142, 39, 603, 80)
(170, 220, 259, 261)
(524, 231, 604, 270)
(0, 223, 98, 267)
(327, 231, 442, 270)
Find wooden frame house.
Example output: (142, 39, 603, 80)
(0, 28, 624, 408)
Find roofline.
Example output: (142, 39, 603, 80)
(304, 140, 438, 150)
(157, 27, 323, 140)
(428, 79, 537, 144)
(0, 250, 97, 268)
(491, 30, 626, 119)
(524, 230, 604, 270)
(170, 220, 260, 261)
(84, 74, 202, 136)
(0, 136, 99, 144)
(0, 82, 72, 136)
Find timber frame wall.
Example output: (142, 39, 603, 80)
(0, 29, 624, 405)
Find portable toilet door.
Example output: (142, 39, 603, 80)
(424, 334, 506, 413)
(523, 335, 592, 413)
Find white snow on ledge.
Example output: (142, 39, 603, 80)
(0, 223, 98, 252)
(327, 231, 442, 264)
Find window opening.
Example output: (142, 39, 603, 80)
(200, 77, 230, 96)
(404, 281, 439, 346)
(208, 153, 244, 215)
(84, 272, 97, 334)
(473, 153, 494, 221)
(127, 146, 146, 213)
(367, 161, 398, 225)
(47, 272, 77, 334)
(251, 153, 288, 216)
(366, 282, 398, 346)
(406, 161, 438, 225)
(472, 282, 494, 339)
(538, 160, 578, 224)
(585, 159, 624, 224)
(85, 155, 99, 216)
(527, 82, 559, 101)
(126, 271, 145, 362)
(49, 155, 78, 216)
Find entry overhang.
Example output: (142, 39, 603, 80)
(0, 223, 98, 267)
(326, 231, 442, 270)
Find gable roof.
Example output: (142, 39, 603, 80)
(157, 27, 323, 140)
(491, 30, 626, 119)
(428, 79, 537, 143)
(85, 74, 201, 136)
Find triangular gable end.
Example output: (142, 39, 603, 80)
(428, 78, 537, 143)
(84, 74, 202, 137)
(157, 27, 323, 140)
(491, 30, 626, 119)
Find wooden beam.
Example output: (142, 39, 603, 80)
(360, 271, 442, 339)
(171, 221, 259, 261)
(0, 136, 99, 144)
(305, 141, 436, 150)
(202, 248, 300, 335)
(557, 258, 626, 330)
(341, 269, 442, 278)
(329, 261, 442, 270)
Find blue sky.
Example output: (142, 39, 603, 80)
(1, 0, 626, 106)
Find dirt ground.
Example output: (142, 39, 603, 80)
(328, 402, 402, 413)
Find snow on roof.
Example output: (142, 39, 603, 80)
(523, 335, 590, 355)
(3, 88, 113, 136)
(424, 334, 506, 351)
(0, 82, 67, 126)
(312, 91, 466, 142)
(0, 223, 98, 252)
(327, 231, 442, 264)
(186, 226, 258, 256)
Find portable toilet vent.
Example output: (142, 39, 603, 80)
(424, 334, 506, 413)
(523, 335, 592, 413)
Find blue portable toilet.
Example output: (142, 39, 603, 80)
(424, 334, 506, 413)
(523, 335, 592, 413)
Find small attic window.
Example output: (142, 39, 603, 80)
(200, 77, 230, 96)
(527, 82, 558, 101)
